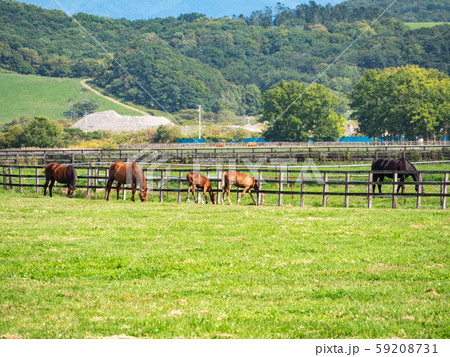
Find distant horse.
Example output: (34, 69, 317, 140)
(221, 170, 262, 205)
(44, 163, 77, 198)
(245, 142, 258, 147)
(372, 158, 420, 194)
(186, 172, 215, 204)
(105, 162, 148, 202)
(214, 143, 224, 147)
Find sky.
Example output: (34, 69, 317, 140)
(18, 0, 346, 20)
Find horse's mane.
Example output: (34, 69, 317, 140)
(67, 165, 77, 186)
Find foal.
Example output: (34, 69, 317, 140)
(105, 162, 148, 202)
(186, 172, 215, 204)
(221, 170, 261, 205)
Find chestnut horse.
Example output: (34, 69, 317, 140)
(105, 162, 148, 202)
(186, 172, 215, 204)
(44, 163, 77, 198)
(221, 170, 262, 205)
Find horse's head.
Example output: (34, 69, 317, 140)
(67, 185, 76, 198)
(210, 192, 216, 204)
(139, 188, 148, 202)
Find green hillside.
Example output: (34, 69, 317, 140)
(405, 22, 449, 30)
(0, 73, 141, 123)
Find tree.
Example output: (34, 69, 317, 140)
(349, 65, 450, 140)
(260, 81, 345, 141)
(22, 116, 61, 148)
(154, 125, 182, 143)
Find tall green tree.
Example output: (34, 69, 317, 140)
(22, 116, 61, 148)
(260, 81, 345, 141)
(349, 65, 449, 140)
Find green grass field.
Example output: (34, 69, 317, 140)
(405, 22, 449, 30)
(0, 189, 448, 339)
(0, 73, 142, 123)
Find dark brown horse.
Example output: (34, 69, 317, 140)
(186, 172, 215, 204)
(44, 163, 77, 198)
(105, 162, 148, 202)
(221, 170, 262, 205)
(372, 158, 421, 194)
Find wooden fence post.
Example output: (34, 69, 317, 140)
(322, 172, 328, 208)
(392, 172, 398, 209)
(36, 168, 40, 193)
(345, 173, 350, 208)
(19, 167, 23, 193)
(87, 163, 93, 197)
(416, 173, 423, 209)
(441, 173, 448, 210)
(257, 171, 262, 206)
(178, 171, 183, 204)
(300, 172, 305, 207)
(217, 170, 222, 205)
(367, 172, 373, 209)
(94, 167, 99, 193)
(160, 170, 164, 203)
(122, 186, 127, 201)
(8, 167, 12, 189)
(3, 167, 7, 190)
(278, 171, 284, 206)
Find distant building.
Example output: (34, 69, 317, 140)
(72, 110, 172, 132)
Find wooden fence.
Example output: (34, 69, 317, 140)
(1, 164, 448, 209)
(1, 144, 449, 165)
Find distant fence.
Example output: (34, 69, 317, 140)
(1, 144, 450, 165)
(1, 164, 448, 209)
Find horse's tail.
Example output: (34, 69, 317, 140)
(221, 171, 227, 188)
(68, 165, 77, 186)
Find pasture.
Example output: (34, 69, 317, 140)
(0, 190, 448, 339)
(0, 73, 140, 123)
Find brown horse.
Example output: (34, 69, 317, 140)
(44, 163, 77, 198)
(186, 172, 215, 204)
(221, 170, 262, 205)
(105, 162, 148, 202)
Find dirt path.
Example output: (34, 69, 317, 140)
(80, 79, 150, 116)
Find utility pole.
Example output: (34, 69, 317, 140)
(198, 105, 203, 140)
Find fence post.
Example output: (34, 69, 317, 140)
(278, 171, 283, 206)
(3, 167, 7, 190)
(300, 172, 305, 207)
(257, 171, 262, 206)
(94, 167, 99, 193)
(392, 172, 398, 209)
(322, 172, 328, 208)
(416, 173, 422, 209)
(178, 171, 183, 204)
(87, 163, 93, 197)
(442, 173, 448, 210)
(345, 173, 350, 208)
(8, 167, 12, 189)
(160, 170, 164, 203)
(122, 186, 127, 201)
(19, 167, 23, 193)
(36, 168, 40, 194)
(367, 172, 373, 209)
(43, 152, 47, 166)
(217, 170, 222, 205)
(71, 153, 75, 164)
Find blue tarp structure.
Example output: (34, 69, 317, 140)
(243, 138, 266, 143)
(339, 136, 373, 142)
(177, 138, 206, 144)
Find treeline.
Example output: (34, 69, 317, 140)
(0, 0, 448, 116)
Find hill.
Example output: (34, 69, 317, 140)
(0, 72, 142, 123)
(342, 0, 450, 22)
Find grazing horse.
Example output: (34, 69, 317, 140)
(186, 172, 215, 204)
(372, 158, 420, 194)
(105, 162, 148, 202)
(44, 163, 77, 198)
(221, 170, 262, 205)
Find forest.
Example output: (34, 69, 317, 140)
(1, 0, 448, 116)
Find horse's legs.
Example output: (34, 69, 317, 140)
(248, 190, 257, 205)
(105, 178, 114, 201)
(131, 181, 136, 202)
(44, 179, 50, 196)
(227, 185, 233, 205)
(49, 179, 55, 197)
(377, 176, 384, 194)
(192, 184, 198, 203)
(203, 186, 208, 204)
(187, 184, 191, 203)
(397, 178, 405, 194)
(116, 182, 122, 200)
(238, 186, 251, 205)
